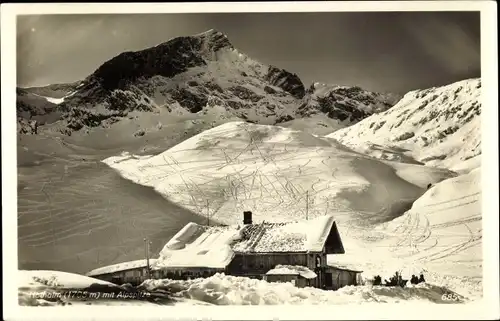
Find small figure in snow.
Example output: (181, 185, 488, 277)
(427, 183, 432, 189)
(418, 273, 426, 284)
(410, 275, 419, 285)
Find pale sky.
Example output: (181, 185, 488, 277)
(17, 12, 480, 94)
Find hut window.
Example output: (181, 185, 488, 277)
(316, 256, 321, 267)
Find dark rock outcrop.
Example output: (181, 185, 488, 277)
(91, 29, 233, 92)
(265, 65, 305, 99)
(297, 84, 401, 123)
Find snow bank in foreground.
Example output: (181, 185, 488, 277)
(18, 270, 126, 306)
(266, 265, 317, 279)
(141, 273, 467, 305)
(19, 270, 116, 290)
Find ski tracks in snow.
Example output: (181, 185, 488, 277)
(381, 189, 482, 267)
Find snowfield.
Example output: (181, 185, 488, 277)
(19, 270, 117, 290)
(328, 78, 481, 171)
(18, 270, 129, 306)
(103, 121, 454, 226)
(17, 270, 178, 306)
(328, 168, 482, 299)
(32, 91, 78, 105)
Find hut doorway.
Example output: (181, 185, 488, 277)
(111, 276, 123, 285)
(325, 272, 333, 288)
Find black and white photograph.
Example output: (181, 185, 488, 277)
(2, 2, 498, 320)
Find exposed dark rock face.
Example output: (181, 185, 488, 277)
(317, 96, 369, 122)
(275, 114, 295, 124)
(91, 30, 233, 92)
(17, 118, 39, 135)
(228, 85, 263, 102)
(16, 88, 63, 132)
(265, 65, 306, 99)
(107, 90, 154, 112)
(297, 84, 401, 123)
(264, 86, 277, 94)
(170, 88, 208, 113)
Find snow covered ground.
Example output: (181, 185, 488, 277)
(18, 270, 170, 306)
(328, 78, 481, 171)
(99, 119, 483, 302)
(103, 121, 454, 226)
(18, 270, 120, 306)
(32, 91, 77, 105)
(19, 270, 117, 290)
(328, 168, 482, 299)
(141, 273, 467, 305)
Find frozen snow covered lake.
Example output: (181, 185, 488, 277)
(17, 157, 209, 274)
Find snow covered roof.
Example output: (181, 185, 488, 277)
(156, 214, 344, 269)
(266, 265, 317, 279)
(86, 259, 157, 277)
(233, 214, 343, 253)
(327, 263, 363, 273)
(156, 223, 241, 269)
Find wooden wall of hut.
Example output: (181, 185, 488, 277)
(93, 267, 150, 286)
(157, 267, 223, 280)
(326, 267, 360, 290)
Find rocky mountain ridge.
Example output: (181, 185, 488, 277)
(17, 29, 400, 136)
(328, 78, 481, 171)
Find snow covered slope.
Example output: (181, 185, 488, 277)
(103, 121, 454, 226)
(329, 168, 482, 299)
(328, 78, 481, 171)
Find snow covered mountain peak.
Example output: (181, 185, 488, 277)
(17, 29, 401, 137)
(328, 78, 481, 171)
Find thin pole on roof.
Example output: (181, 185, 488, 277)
(306, 190, 309, 220)
(206, 199, 210, 226)
(144, 238, 151, 279)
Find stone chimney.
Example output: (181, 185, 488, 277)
(243, 211, 253, 225)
